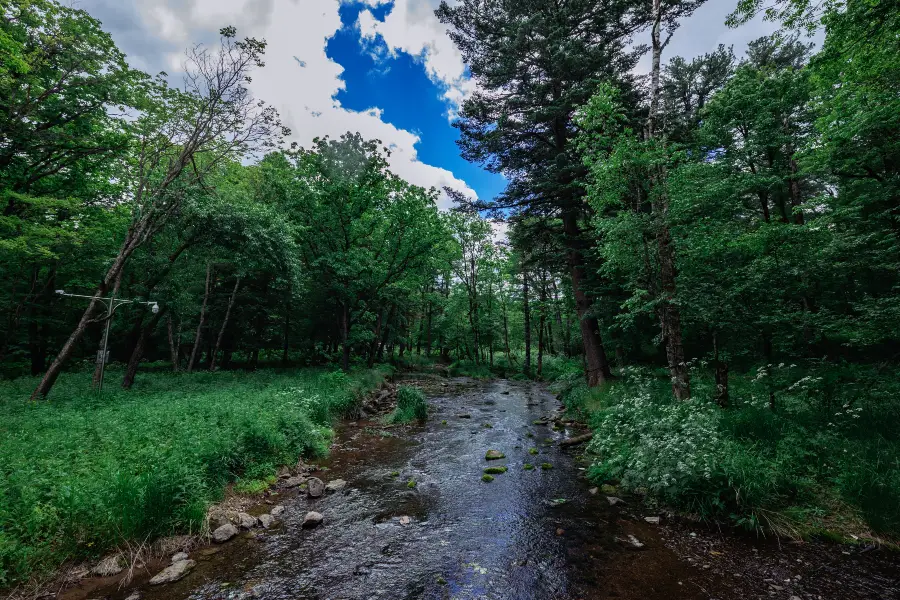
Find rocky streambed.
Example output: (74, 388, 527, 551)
(54, 377, 900, 600)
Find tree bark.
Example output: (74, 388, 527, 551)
(210, 277, 240, 371)
(537, 271, 547, 378)
(341, 301, 351, 372)
(562, 211, 612, 386)
(188, 263, 213, 373)
(167, 315, 179, 372)
(523, 269, 532, 377)
(122, 306, 167, 389)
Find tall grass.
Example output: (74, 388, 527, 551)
(388, 386, 428, 423)
(0, 365, 392, 588)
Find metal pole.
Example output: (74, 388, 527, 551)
(98, 299, 113, 393)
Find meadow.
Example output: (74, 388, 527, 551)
(0, 365, 392, 587)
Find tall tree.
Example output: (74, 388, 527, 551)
(436, 0, 643, 386)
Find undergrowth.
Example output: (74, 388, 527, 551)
(0, 365, 392, 589)
(388, 386, 428, 423)
(551, 359, 900, 541)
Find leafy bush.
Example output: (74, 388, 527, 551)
(389, 386, 428, 423)
(558, 364, 900, 538)
(0, 366, 390, 588)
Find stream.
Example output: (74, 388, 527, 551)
(65, 376, 900, 600)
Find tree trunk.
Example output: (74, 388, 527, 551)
(210, 277, 240, 371)
(188, 262, 213, 373)
(31, 222, 148, 399)
(282, 283, 291, 366)
(657, 222, 691, 400)
(537, 271, 547, 378)
(167, 315, 179, 372)
(341, 301, 351, 372)
(122, 307, 167, 389)
(562, 212, 611, 387)
(523, 269, 531, 377)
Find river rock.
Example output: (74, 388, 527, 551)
(325, 478, 347, 493)
(91, 554, 124, 577)
(124, 592, 143, 600)
(258, 513, 275, 528)
(307, 477, 325, 498)
(149, 559, 195, 585)
(485, 449, 505, 460)
(171, 552, 189, 563)
(282, 475, 306, 488)
(644, 516, 661, 525)
(271, 505, 285, 517)
(212, 523, 239, 543)
(237, 512, 258, 529)
(607, 496, 626, 506)
(302, 511, 324, 528)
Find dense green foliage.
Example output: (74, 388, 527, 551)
(0, 365, 391, 587)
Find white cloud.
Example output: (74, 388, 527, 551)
(91, 0, 477, 210)
(356, 0, 475, 119)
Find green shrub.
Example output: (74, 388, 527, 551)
(574, 364, 900, 538)
(389, 386, 428, 423)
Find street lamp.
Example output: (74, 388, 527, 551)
(56, 290, 159, 392)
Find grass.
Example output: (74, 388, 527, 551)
(551, 359, 900, 541)
(388, 386, 428, 424)
(0, 365, 392, 589)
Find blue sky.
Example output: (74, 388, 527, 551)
(329, 2, 506, 202)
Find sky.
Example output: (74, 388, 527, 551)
(77, 0, 782, 210)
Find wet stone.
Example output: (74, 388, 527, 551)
(237, 512, 258, 529)
(485, 449, 506, 460)
(91, 554, 124, 577)
(307, 477, 326, 498)
(325, 478, 347, 493)
(212, 523, 239, 543)
(258, 513, 275, 528)
(149, 559, 196, 585)
(302, 511, 324, 528)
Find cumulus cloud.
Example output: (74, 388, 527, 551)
(356, 0, 475, 119)
(81, 0, 477, 210)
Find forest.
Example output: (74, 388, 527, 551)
(1, 0, 899, 593)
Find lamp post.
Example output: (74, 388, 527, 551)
(55, 290, 159, 392)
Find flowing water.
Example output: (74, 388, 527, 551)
(64, 376, 900, 600)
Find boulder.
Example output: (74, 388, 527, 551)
(485, 450, 506, 460)
(212, 523, 239, 543)
(171, 552, 189, 563)
(307, 477, 325, 498)
(282, 475, 306, 488)
(325, 479, 347, 493)
(302, 511, 324, 528)
(91, 554, 124, 577)
(258, 513, 275, 528)
(237, 512, 258, 529)
(149, 559, 196, 585)
(270, 505, 285, 517)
